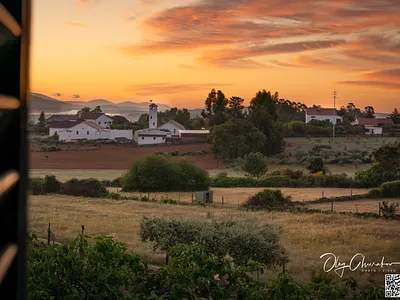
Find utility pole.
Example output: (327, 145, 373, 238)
(332, 90, 338, 138)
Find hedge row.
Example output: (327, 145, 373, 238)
(211, 173, 363, 188)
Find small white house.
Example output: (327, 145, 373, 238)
(133, 129, 167, 146)
(351, 117, 393, 135)
(75, 112, 113, 128)
(306, 108, 342, 124)
(158, 120, 186, 136)
(49, 121, 132, 141)
(49, 121, 109, 141)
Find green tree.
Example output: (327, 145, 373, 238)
(227, 96, 245, 118)
(364, 106, 375, 118)
(207, 119, 267, 165)
(247, 90, 284, 155)
(174, 108, 191, 127)
(38, 111, 46, 126)
(242, 152, 268, 178)
(307, 157, 325, 174)
(91, 105, 102, 113)
(390, 108, 400, 124)
(287, 121, 305, 136)
(201, 89, 229, 126)
(34, 111, 48, 135)
(78, 107, 91, 113)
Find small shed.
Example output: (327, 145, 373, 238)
(194, 190, 213, 204)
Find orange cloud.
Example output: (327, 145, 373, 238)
(363, 69, 400, 82)
(118, 0, 399, 72)
(129, 83, 233, 96)
(64, 21, 88, 28)
(337, 81, 400, 89)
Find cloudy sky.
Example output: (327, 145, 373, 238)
(31, 0, 400, 111)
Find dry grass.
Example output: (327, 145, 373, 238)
(307, 198, 400, 214)
(29, 195, 400, 285)
(110, 187, 370, 206)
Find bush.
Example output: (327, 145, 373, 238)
(30, 177, 45, 195)
(107, 192, 124, 200)
(122, 153, 210, 192)
(242, 152, 268, 178)
(379, 180, 400, 197)
(355, 163, 400, 187)
(43, 175, 61, 193)
(307, 157, 326, 174)
(212, 175, 298, 188)
(270, 168, 303, 180)
(380, 201, 399, 218)
(60, 178, 108, 198)
(159, 197, 178, 204)
(243, 189, 292, 209)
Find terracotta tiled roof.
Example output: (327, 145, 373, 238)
(306, 108, 338, 116)
(357, 118, 393, 125)
(49, 121, 79, 128)
(84, 121, 106, 130)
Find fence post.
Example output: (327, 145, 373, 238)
(331, 201, 333, 212)
(81, 225, 85, 235)
(378, 202, 381, 216)
(47, 222, 51, 245)
(222, 196, 224, 206)
(356, 204, 358, 213)
(238, 199, 240, 208)
(351, 189, 353, 196)
(322, 191, 325, 198)
(191, 193, 194, 202)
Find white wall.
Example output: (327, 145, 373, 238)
(158, 122, 180, 136)
(149, 105, 158, 129)
(134, 133, 166, 145)
(110, 130, 133, 140)
(94, 115, 113, 128)
(365, 126, 383, 135)
(305, 114, 343, 124)
(50, 123, 110, 141)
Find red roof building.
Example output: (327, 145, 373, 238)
(356, 118, 393, 126)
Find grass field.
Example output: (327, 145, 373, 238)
(29, 194, 400, 286)
(307, 198, 400, 215)
(109, 187, 370, 205)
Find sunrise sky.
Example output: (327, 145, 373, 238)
(30, 0, 399, 111)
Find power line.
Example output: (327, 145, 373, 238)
(332, 90, 338, 138)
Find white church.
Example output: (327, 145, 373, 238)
(133, 101, 209, 146)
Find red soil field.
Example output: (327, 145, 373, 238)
(30, 143, 218, 170)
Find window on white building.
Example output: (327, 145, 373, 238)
(87, 131, 89, 135)
(150, 116, 152, 119)
(153, 137, 156, 140)
(76, 131, 79, 134)
(311, 116, 316, 119)
(162, 137, 165, 140)
(174, 129, 176, 133)
(153, 122, 155, 126)
(141, 137, 144, 140)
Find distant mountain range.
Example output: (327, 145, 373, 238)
(29, 93, 174, 122)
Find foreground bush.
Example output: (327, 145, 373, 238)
(122, 153, 210, 192)
(140, 217, 287, 268)
(378, 180, 400, 198)
(28, 233, 385, 299)
(29, 175, 61, 195)
(29, 177, 45, 195)
(60, 178, 108, 198)
(243, 189, 292, 209)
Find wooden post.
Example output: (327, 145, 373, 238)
(322, 191, 325, 198)
(331, 201, 333, 212)
(47, 222, 51, 245)
(222, 196, 224, 206)
(81, 225, 85, 235)
(356, 205, 358, 213)
(191, 193, 194, 202)
(238, 199, 240, 208)
(378, 202, 381, 216)
(351, 189, 353, 196)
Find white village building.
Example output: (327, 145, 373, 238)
(305, 107, 343, 124)
(49, 121, 132, 141)
(351, 117, 393, 135)
(74, 112, 113, 128)
(134, 102, 210, 146)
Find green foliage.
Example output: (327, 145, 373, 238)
(286, 120, 306, 136)
(307, 157, 327, 174)
(380, 201, 399, 218)
(29, 177, 45, 195)
(28, 234, 148, 299)
(201, 88, 229, 126)
(49, 131, 59, 141)
(140, 217, 286, 268)
(159, 197, 178, 204)
(242, 152, 268, 178)
(151, 243, 266, 299)
(379, 180, 400, 197)
(244, 189, 292, 209)
(270, 168, 304, 180)
(122, 153, 210, 192)
(43, 175, 61, 193)
(207, 118, 267, 162)
(60, 178, 108, 198)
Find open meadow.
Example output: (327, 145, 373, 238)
(29, 194, 400, 286)
(109, 187, 370, 205)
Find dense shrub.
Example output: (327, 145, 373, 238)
(378, 180, 400, 197)
(60, 178, 108, 198)
(140, 217, 287, 268)
(37, 146, 62, 152)
(380, 201, 399, 218)
(307, 157, 327, 174)
(355, 163, 400, 187)
(270, 168, 303, 180)
(43, 175, 61, 193)
(122, 153, 210, 192)
(101, 176, 122, 188)
(243, 189, 292, 209)
(29, 177, 45, 195)
(242, 152, 268, 178)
